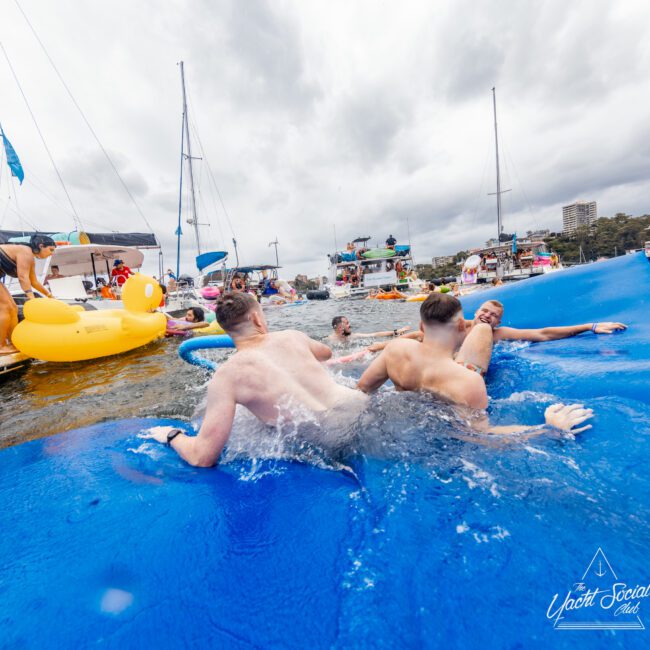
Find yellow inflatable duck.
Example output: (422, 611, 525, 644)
(12, 274, 167, 362)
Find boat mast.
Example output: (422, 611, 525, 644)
(175, 75, 185, 279)
(492, 87, 503, 242)
(179, 61, 202, 256)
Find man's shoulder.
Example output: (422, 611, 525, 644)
(384, 337, 420, 357)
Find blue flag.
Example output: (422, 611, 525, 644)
(1, 127, 25, 185)
(512, 233, 517, 254)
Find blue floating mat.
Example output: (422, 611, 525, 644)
(1, 253, 649, 648)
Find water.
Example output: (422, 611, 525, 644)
(2, 255, 650, 648)
(0, 299, 423, 448)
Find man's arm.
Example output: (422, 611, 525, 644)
(303, 332, 332, 361)
(357, 352, 390, 392)
(367, 330, 421, 352)
(146, 371, 236, 466)
(494, 322, 626, 342)
(460, 403, 593, 436)
(352, 326, 410, 340)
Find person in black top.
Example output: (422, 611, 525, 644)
(386, 235, 397, 249)
(0, 234, 56, 354)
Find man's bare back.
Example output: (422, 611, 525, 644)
(359, 335, 487, 409)
(218, 330, 366, 425)
(146, 293, 367, 466)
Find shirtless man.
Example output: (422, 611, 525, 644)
(328, 316, 410, 343)
(358, 293, 594, 435)
(367, 299, 626, 360)
(146, 292, 367, 466)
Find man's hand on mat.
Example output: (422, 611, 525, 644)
(142, 426, 175, 443)
(594, 322, 627, 334)
(544, 403, 594, 433)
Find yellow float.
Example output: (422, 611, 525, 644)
(12, 274, 167, 362)
(405, 293, 430, 302)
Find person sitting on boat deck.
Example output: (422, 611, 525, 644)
(110, 259, 134, 288)
(145, 292, 368, 466)
(386, 234, 397, 250)
(44, 265, 62, 285)
(367, 298, 627, 355)
(166, 307, 208, 335)
(328, 316, 410, 343)
(0, 235, 56, 355)
(231, 274, 246, 292)
(96, 278, 117, 300)
(357, 293, 594, 436)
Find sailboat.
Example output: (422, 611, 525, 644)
(171, 62, 228, 295)
(460, 88, 561, 285)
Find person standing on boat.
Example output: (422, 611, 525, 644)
(0, 235, 56, 354)
(110, 259, 134, 288)
(386, 234, 397, 250)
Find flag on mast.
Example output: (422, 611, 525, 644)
(0, 126, 25, 185)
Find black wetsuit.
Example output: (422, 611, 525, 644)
(0, 247, 19, 279)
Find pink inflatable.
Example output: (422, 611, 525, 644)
(201, 286, 221, 300)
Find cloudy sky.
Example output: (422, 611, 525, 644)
(1, 0, 649, 279)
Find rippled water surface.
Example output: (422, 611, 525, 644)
(0, 300, 422, 448)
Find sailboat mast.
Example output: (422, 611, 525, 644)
(175, 78, 185, 280)
(179, 61, 202, 256)
(492, 87, 502, 242)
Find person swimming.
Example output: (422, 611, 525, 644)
(145, 292, 367, 465)
(327, 316, 410, 343)
(357, 293, 594, 436)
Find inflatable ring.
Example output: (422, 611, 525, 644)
(178, 335, 235, 371)
(200, 286, 220, 300)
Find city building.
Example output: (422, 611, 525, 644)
(432, 255, 454, 269)
(562, 201, 597, 233)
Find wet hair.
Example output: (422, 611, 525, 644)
(420, 293, 462, 326)
(28, 234, 56, 253)
(188, 306, 204, 322)
(332, 315, 345, 329)
(215, 292, 258, 330)
(484, 299, 504, 312)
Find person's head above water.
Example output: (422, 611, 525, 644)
(215, 292, 267, 335)
(185, 307, 205, 323)
(419, 293, 466, 345)
(473, 300, 504, 329)
(28, 234, 56, 258)
(331, 315, 352, 336)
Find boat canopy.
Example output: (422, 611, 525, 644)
(227, 265, 279, 273)
(48, 245, 144, 276)
(0, 230, 159, 248)
(196, 251, 228, 272)
(352, 236, 371, 243)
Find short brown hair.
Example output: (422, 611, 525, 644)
(420, 293, 462, 325)
(484, 299, 504, 312)
(215, 292, 259, 330)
